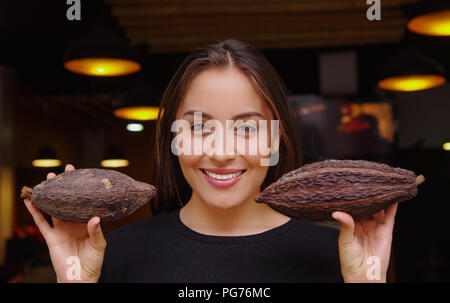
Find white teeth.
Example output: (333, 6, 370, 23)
(203, 170, 243, 180)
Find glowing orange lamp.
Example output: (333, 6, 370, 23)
(64, 58, 141, 77)
(406, 1, 450, 36)
(114, 106, 163, 121)
(408, 10, 450, 36)
(32, 144, 62, 168)
(378, 75, 446, 92)
(64, 27, 141, 77)
(101, 146, 129, 168)
(377, 49, 446, 92)
(113, 80, 164, 121)
(443, 141, 450, 151)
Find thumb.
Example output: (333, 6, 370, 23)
(87, 217, 106, 251)
(332, 211, 355, 247)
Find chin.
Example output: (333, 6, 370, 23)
(205, 199, 244, 211)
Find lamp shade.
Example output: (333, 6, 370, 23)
(113, 80, 163, 121)
(406, 0, 450, 36)
(443, 141, 450, 151)
(64, 27, 141, 77)
(114, 106, 163, 121)
(377, 49, 446, 92)
(101, 145, 129, 168)
(32, 144, 62, 168)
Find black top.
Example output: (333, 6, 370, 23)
(98, 208, 344, 283)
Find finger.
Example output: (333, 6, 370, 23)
(23, 199, 52, 238)
(332, 211, 355, 246)
(65, 164, 75, 171)
(47, 172, 56, 180)
(87, 217, 106, 251)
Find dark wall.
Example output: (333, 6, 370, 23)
(393, 148, 450, 282)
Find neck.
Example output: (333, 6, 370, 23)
(179, 191, 290, 236)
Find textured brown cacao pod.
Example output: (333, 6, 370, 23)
(20, 168, 156, 223)
(255, 159, 425, 221)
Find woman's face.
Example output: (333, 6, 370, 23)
(175, 66, 275, 210)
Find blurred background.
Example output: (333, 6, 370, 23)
(0, 0, 449, 282)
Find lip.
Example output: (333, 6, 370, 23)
(200, 168, 246, 188)
(202, 168, 245, 174)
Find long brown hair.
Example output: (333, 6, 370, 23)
(151, 39, 302, 215)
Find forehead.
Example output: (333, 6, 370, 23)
(176, 67, 272, 119)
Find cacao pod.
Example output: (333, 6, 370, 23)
(255, 159, 425, 221)
(21, 168, 156, 223)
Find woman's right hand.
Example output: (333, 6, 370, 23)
(23, 164, 107, 283)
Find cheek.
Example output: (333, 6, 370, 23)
(235, 128, 272, 160)
(178, 154, 202, 183)
(244, 153, 269, 182)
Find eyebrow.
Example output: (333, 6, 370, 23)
(182, 110, 265, 120)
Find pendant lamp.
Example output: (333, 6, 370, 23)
(32, 144, 62, 168)
(64, 26, 141, 77)
(113, 80, 163, 121)
(377, 49, 446, 92)
(443, 139, 450, 151)
(101, 145, 129, 168)
(407, 0, 450, 36)
(32, 101, 62, 168)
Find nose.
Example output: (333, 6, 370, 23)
(203, 122, 236, 163)
(207, 148, 236, 163)
(205, 140, 236, 163)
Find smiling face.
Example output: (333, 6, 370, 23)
(174, 66, 275, 210)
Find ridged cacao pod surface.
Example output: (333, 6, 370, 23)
(21, 168, 156, 223)
(255, 159, 424, 221)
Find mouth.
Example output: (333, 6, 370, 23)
(200, 168, 246, 188)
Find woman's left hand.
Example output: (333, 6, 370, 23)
(332, 203, 398, 283)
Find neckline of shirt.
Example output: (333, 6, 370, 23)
(166, 208, 296, 244)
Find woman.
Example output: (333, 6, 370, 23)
(23, 39, 397, 283)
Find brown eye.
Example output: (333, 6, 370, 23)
(191, 122, 204, 132)
(236, 123, 257, 135)
(191, 122, 213, 134)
